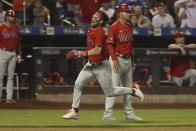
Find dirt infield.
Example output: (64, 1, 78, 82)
(1, 99, 196, 109)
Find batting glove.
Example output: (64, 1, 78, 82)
(17, 55, 22, 63)
(66, 50, 88, 59)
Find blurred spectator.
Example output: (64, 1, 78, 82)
(45, 72, 68, 85)
(133, 5, 151, 28)
(0, 2, 5, 24)
(168, 32, 196, 87)
(108, 0, 117, 9)
(174, 0, 187, 28)
(102, 11, 111, 29)
(130, 14, 138, 27)
(110, 7, 119, 24)
(74, 5, 81, 26)
(162, 0, 176, 20)
(100, 2, 115, 19)
(152, 2, 175, 28)
(126, 0, 143, 8)
(13, 0, 34, 25)
(116, 0, 127, 6)
(143, 0, 158, 18)
(33, 0, 49, 26)
(56, 0, 64, 14)
(40, 0, 56, 26)
(63, 0, 112, 27)
(175, 0, 196, 28)
(134, 69, 152, 87)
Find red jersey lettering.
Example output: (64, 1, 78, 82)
(107, 20, 133, 57)
(0, 24, 20, 50)
(87, 27, 106, 62)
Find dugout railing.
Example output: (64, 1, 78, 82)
(32, 47, 196, 95)
(2, 73, 29, 100)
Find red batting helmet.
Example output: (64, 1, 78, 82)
(175, 31, 184, 38)
(117, 4, 131, 13)
(139, 69, 149, 76)
(5, 10, 16, 17)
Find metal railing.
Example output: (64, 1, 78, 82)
(2, 0, 51, 26)
(1, 0, 13, 7)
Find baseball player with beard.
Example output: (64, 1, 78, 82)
(62, 11, 143, 119)
(0, 10, 22, 104)
(103, 4, 143, 121)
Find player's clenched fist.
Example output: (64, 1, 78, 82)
(66, 50, 88, 59)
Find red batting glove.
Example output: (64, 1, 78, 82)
(66, 50, 88, 59)
(75, 50, 88, 57)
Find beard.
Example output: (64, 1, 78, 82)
(8, 18, 16, 24)
(91, 20, 100, 28)
(92, 23, 99, 28)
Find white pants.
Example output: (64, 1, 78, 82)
(0, 49, 17, 100)
(71, 60, 133, 108)
(103, 57, 135, 119)
(172, 69, 196, 87)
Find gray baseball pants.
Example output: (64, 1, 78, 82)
(0, 49, 17, 100)
(172, 69, 196, 87)
(104, 56, 135, 119)
(71, 59, 133, 108)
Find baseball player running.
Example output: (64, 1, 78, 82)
(0, 10, 22, 104)
(62, 11, 143, 119)
(103, 4, 143, 121)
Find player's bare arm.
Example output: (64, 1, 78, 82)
(190, 60, 195, 69)
(183, 44, 196, 48)
(17, 41, 22, 55)
(113, 60, 120, 73)
(176, 0, 193, 6)
(168, 44, 181, 49)
(16, 41, 22, 63)
(168, 44, 186, 55)
(131, 56, 136, 72)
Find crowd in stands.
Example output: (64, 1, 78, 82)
(0, 0, 195, 28)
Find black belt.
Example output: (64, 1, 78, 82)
(0, 48, 15, 52)
(116, 53, 131, 59)
(89, 61, 103, 66)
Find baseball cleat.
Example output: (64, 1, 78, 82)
(126, 115, 143, 121)
(6, 99, 16, 104)
(132, 84, 144, 101)
(103, 116, 116, 121)
(62, 108, 79, 120)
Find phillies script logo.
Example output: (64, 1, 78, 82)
(2, 29, 18, 39)
(118, 32, 133, 42)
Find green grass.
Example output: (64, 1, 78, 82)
(0, 129, 196, 131)
(0, 109, 196, 128)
